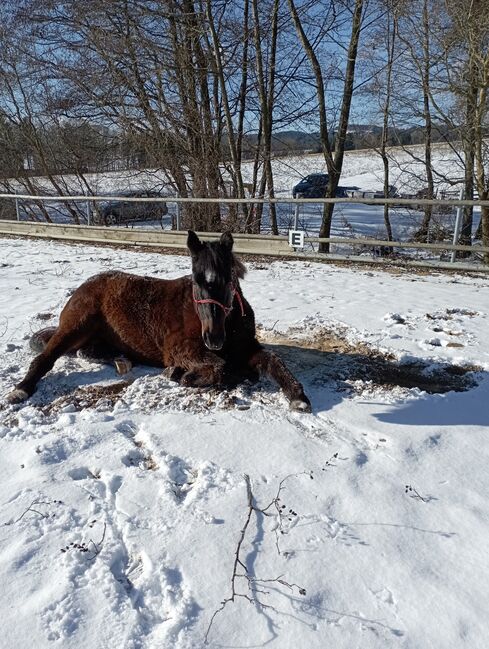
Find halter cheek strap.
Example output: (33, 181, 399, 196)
(193, 283, 245, 317)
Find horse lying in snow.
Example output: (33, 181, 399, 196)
(6, 231, 311, 412)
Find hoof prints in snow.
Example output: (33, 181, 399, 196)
(384, 307, 484, 353)
(122, 448, 159, 471)
(161, 454, 197, 503)
(68, 466, 101, 481)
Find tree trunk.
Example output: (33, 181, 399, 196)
(459, 60, 478, 253)
(205, 0, 248, 224)
(252, 0, 279, 235)
(380, 10, 396, 243)
(289, 0, 364, 252)
(413, 0, 435, 242)
(481, 207, 489, 263)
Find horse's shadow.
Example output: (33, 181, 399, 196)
(373, 381, 489, 427)
(25, 362, 159, 409)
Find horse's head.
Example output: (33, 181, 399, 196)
(188, 230, 246, 351)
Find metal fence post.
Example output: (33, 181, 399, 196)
(86, 195, 91, 226)
(175, 193, 181, 230)
(15, 195, 20, 221)
(451, 188, 464, 263)
(294, 194, 301, 230)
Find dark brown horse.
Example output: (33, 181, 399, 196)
(6, 231, 311, 411)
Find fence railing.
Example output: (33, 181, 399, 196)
(0, 192, 488, 271)
(2, 191, 489, 206)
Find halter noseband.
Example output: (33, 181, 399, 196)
(193, 282, 245, 317)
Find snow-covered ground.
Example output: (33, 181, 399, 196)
(5, 141, 481, 246)
(262, 142, 463, 196)
(1, 236, 488, 648)
(7, 140, 465, 196)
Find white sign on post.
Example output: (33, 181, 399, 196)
(288, 230, 305, 248)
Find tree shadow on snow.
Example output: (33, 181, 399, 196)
(372, 381, 489, 427)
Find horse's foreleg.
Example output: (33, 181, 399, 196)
(248, 348, 311, 412)
(180, 354, 226, 387)
(6, 328, 90, 403)
(165, 341, 225, 388)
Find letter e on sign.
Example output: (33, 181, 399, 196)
(288, 230, 305, 248)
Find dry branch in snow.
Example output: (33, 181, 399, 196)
(204, 473, 307, 644)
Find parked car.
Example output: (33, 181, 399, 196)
(349, 185, 398, 200)
(292, 173, 329, 198)
(292, 174, 357, 199)
(95, 190, 168, 225)
(336, 185, 360, 198)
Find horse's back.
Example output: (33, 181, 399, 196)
(66, 271, 186, 311)
(62, 270, 194, 364)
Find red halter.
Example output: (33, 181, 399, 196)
(193, 282, 245, 317)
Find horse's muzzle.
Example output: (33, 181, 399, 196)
(203, 331, 225, 351)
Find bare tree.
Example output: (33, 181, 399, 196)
(288, 0, 365, 252)
(387, 0, 438, 242)
(9, 0, 227, 230)
(373, 1, 399, 242)
(447, 0, 489, 260)
(205, 0, 250, 223)
(250, 0, 279, 234)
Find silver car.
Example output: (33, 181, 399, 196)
(96, 190, 168, 225)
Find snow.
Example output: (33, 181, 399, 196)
(7, 141, 481, 246)
(263, 142, 463, 195)
(1, 236, 488, 648)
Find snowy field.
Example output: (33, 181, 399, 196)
(1, 236, 489, 648)
(6, 141, 481, 247)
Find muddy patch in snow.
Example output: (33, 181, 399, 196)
(258, 326, 480, 395)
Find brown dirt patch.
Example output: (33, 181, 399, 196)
(41, 380, 131, 415)
(258, 327, 480, 395)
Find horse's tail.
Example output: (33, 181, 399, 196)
(29, 327, 57, 353)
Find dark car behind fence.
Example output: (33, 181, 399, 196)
(93, 191, 168, 225)
(292, 173, 360, 199)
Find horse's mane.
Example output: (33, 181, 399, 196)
(232, 253, 247, 279)
(197, 241, 247, 280)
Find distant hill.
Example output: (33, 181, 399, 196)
(237, 124, 460, 159)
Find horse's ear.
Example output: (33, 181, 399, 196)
(187, 230, 203, 256)
(220, 231, 234, 251)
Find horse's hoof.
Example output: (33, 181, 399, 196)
(114, 357, 132, 375)
(5, 388, 29, 404)
(181, 370, 214, 388)
(30, 327, 56, 353)
(163, 366, 184, 382)
(181, 371, 200, 387)
(289, 398, 312, 413)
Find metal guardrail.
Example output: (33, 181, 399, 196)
(0, 193, 488, 271)
(1, 189, 485, 214)
(2, 191, 489, 207)
(0, 220, 488, 273)
(0, 221, 293, 256)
